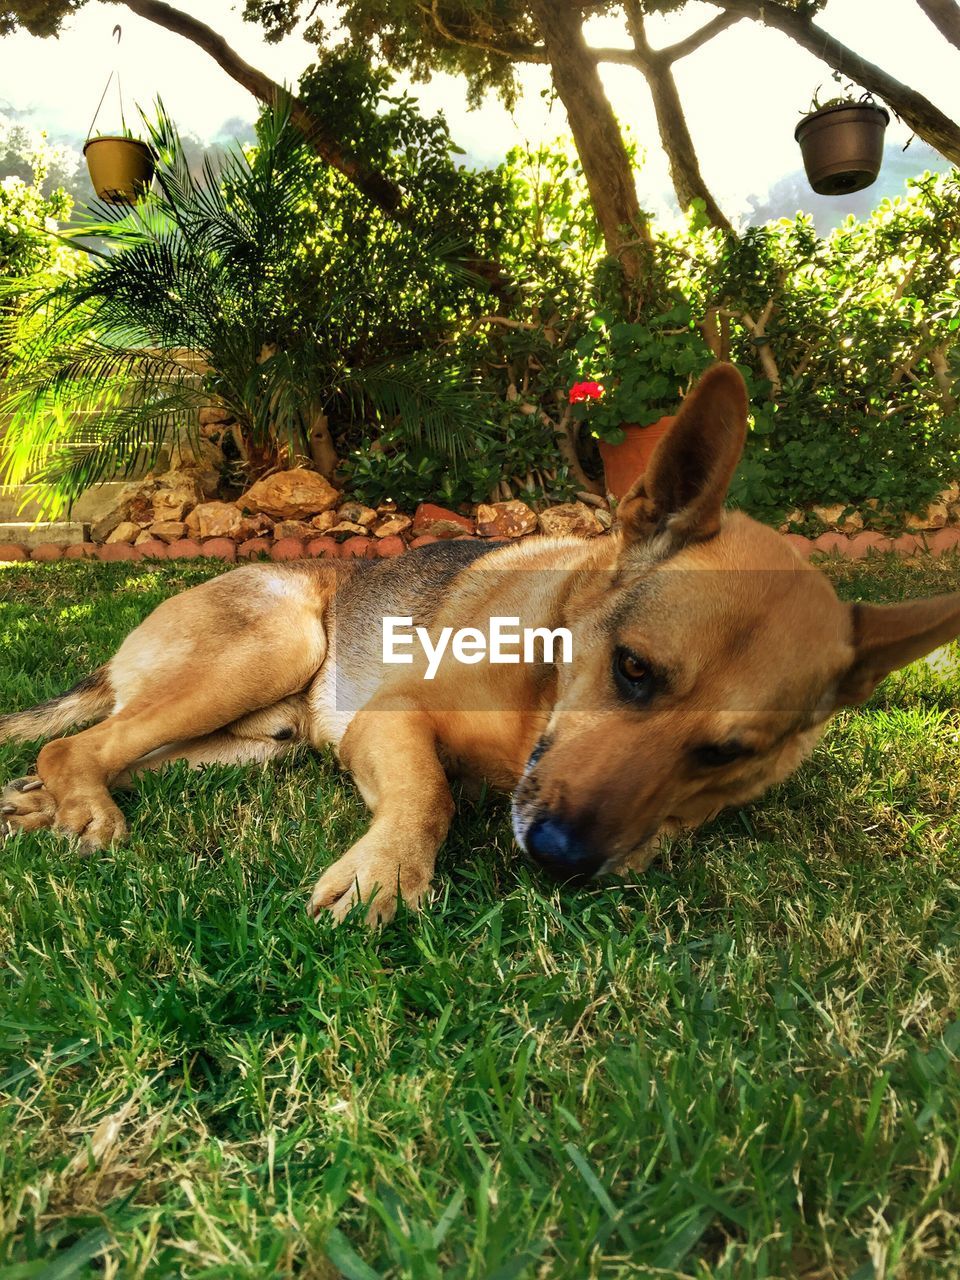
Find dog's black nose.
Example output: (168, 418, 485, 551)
(525, 816, 602, 882)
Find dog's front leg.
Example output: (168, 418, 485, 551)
(307, 702, 453, 927)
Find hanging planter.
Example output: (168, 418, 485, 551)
(83, 24, 155, 205)
(83, 135, 155, 204)
(795, 93, 889, 196)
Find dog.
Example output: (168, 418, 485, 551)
(3, 363, 960, 925)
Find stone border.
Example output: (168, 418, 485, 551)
(4, 528, 960, 565)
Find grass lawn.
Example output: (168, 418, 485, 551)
(1, 554, 959, 1279)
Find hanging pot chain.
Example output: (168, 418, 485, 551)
(86, 24, 127, 142)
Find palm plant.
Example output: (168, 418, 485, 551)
(0, 100, 487, 516)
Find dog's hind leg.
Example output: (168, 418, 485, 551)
(1, 700, 307, 839)
(307, 699, 454, 927)
(3, 566, 331, 850)
(118, 697, 309, 779)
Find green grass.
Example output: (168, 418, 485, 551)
(1, 554, 959, 1279)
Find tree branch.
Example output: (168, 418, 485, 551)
(915, 0, 960, 51)
(658, 11, 744, 64)
(119, 0, 405, 213)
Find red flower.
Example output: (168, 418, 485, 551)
(568, 379, 604, 404)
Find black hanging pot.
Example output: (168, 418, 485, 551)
(83, 135, 155, 204)
(795, 100, 889, 195)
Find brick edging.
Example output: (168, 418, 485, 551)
(3, 528, 960, 566)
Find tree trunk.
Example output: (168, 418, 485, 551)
(530, 0, 650, 289)
(720, 1, 960, 165)
(624, 7, 732, 231)
(916, 0, 960, 51)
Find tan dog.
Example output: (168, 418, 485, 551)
(3, 363, 960, 925)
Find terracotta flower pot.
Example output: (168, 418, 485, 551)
(598, 415, 676, 501)
(83, 136, 155, 204)
(794, 102, 889, 196)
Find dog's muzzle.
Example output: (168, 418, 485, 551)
(513, 735, 606, 882)
(523, 814, 605, 883)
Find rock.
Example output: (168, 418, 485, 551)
(409, 535, 438, 548)
(0, 544, 27, 561)
(475, 501, 538, 539)
(327, 520, 369, 538)
(906, 502, 949, 530)
(106, 520, 143, 544)
(538, 502, 603, 539)
(575, 491, 609, 509)
(273, 519, 318, 540)
(336, 501, 378, 528)
(190, 501, 244, 540)
(412, 503, 475, 539)
(241, 468, 339, 520)
(376, 500, 398, 515)
(244, 512, 275, 535)
(310, 511, 337, 533)
(148, 520, 187, 544)
(173, 435, 224, 472)
(151, 471, 204, 522)
(199, 405, 234, 427)
(595, 508, 613, 530)
(374, 515, 412, 539)
(812, 504, 863, 532)
(63, 544, 98, 559)
(939, 483, 960, 506)
(89, 481, 153, 542)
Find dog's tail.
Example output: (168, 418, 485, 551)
(0, 667, 114, 743)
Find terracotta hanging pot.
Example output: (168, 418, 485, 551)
(598, 415, 675, 501)
(83, 136, 155, 204)
(795, 101, 889, 196)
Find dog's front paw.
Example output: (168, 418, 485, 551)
(307, 841, 432, 928)
(0, 776, 56, 837)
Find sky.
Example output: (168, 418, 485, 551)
(0, 0, 957, 223)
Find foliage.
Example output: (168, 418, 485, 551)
(2, 552, 960, 1277)
(668, 172, 960, 524)
(0, 145, 75, 289)
(0, 99, 490, 516)
(565, 302, 714, 443)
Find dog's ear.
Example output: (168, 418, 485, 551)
(835, 594, 960, 706)
(617, 362, 748, 546)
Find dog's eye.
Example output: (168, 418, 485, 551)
(693, 741, 752, 769)
(613, 647, 657, 703)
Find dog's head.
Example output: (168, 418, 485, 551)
(513, 362, 960, 880)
